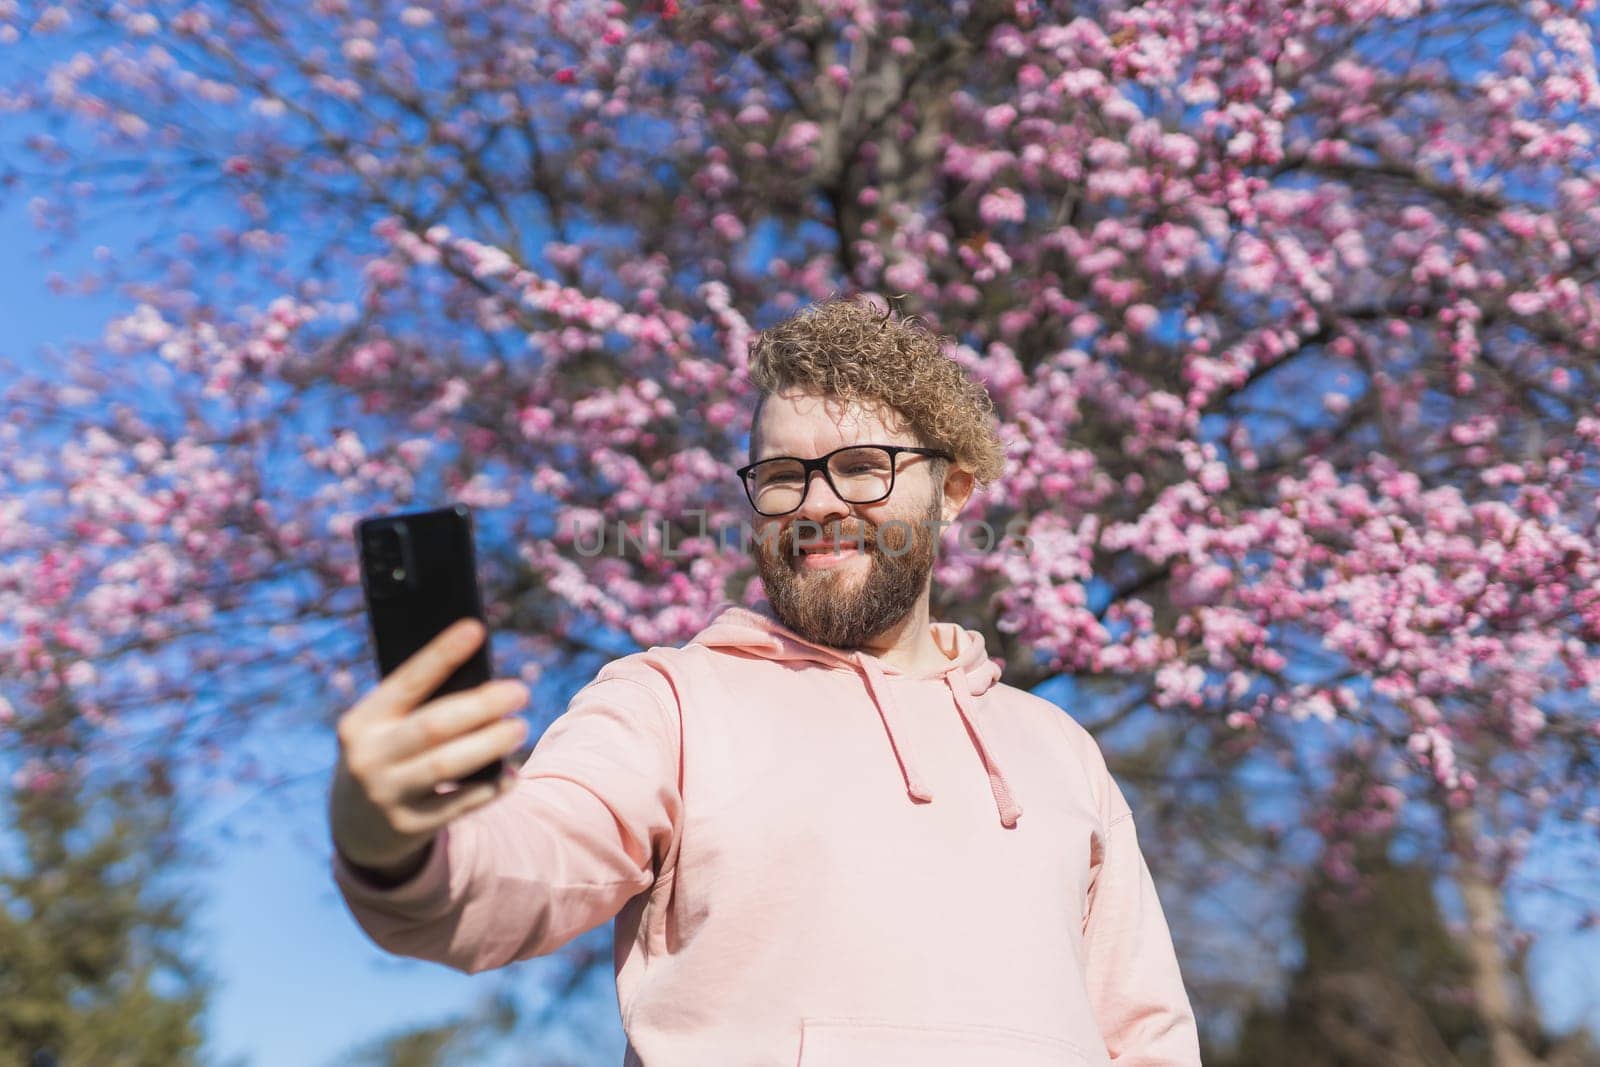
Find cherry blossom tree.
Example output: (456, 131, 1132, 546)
(4, 0, 1600, 1059)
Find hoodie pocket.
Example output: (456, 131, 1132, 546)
(797, 1016, 1101, 1066)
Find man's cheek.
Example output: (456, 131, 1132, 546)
(871, 519, 914, 557)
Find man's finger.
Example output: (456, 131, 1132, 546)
(349, 617, 485, 724)
(389, 717, 528, 800)
(375, 679, 528, 766)
(386, 775, 512, 840)
(409, 767, 518, 822)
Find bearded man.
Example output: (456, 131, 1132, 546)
(329, 296, 1202, 1066)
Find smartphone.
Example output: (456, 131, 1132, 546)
(356, 503, 507, 789)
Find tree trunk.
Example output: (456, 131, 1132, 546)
(1445, 805, 1540, 1067)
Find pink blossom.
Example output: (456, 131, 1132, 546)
(1125, 303, 1158, 334)
(978, 188, 1026, 225)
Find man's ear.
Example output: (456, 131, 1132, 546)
(940, 465, 975, 523)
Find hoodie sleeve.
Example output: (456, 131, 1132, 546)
(330, 660, 682, 975)
(1080, 770, 1202, 1064)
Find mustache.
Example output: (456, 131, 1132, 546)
(777, 519, 876, 555)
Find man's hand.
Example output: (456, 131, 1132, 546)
(329, 617, 530, 882)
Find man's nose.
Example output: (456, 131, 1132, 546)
(792, 468, 851, 526)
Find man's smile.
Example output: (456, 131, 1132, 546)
(794, 543, 866, 570)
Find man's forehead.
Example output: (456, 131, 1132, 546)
(750, 389, 915, 455)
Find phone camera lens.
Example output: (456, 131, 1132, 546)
(361, 520, 414, 600)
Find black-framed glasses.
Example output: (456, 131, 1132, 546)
(736, 444, 952, 517)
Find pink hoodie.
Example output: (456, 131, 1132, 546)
(332, 603, 1201, 1065)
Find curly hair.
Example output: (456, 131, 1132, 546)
(746, 296, 1007, 485)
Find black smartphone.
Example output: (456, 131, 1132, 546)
(356, 503, 507, 789)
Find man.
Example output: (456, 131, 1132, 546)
(329, 297, 1202, 1065)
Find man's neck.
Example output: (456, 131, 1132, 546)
(855, 600, 953, 674)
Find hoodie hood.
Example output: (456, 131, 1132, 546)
(690, 602, 1023, 828)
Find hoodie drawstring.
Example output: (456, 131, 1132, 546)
(947, 670, 1024, 828)
(856, 654, 934, 804)
(855, 653, 1023, 829)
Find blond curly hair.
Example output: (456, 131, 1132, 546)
(746, 296, 1007, 485)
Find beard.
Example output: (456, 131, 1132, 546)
(751, 493, 941, 650)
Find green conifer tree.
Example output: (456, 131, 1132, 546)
(0, 676, 216, 1067)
